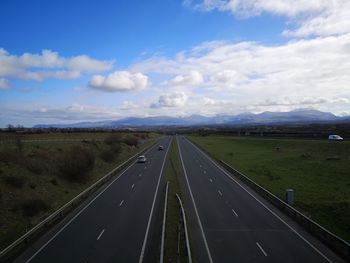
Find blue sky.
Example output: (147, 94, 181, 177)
(0, 0, 350, 127)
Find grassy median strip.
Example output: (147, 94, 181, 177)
(164, 138, 189, 262)
(189, 135, 350, 242)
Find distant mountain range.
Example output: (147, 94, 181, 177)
(33, 109, 350, 128)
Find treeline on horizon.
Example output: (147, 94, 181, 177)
(1, 123, 350, 139)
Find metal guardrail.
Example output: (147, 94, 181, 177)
(0, 140, 158, 262)
(176, 193, 192, 263)
(160, 182, 169, 263)
(187, 137, 350, 262)
(219, 160, 350, 262)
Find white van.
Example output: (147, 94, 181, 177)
(328, 135, 343, 141)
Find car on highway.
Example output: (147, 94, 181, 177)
(137, 155, 147, 163)
(328, 134, 343, 141)
(158, 145, 164, 150)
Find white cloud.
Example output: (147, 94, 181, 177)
(210, 70, 246, 88)
(120, 100, 139, 110)
(88, 71, 148, 92)
(256, 97, 350, 107)
(151, 91, 188, 108)
(131, 33, 350, 115)
(0, 78, 10, 89)
(66, 55, 112, 73)
(184, 0, 328, 15)
(283, 2, 350, 37)
(184, 0, 350, 37)
(0, 102, 124, 127)
(0, 48, 113, 81)
(19, 70, 81, 81)
(164, 70, 203, 87)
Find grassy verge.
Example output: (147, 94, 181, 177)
(164, 138, 189, 262)
(0, 132, 158, 251)
(189, 135, 350, 242)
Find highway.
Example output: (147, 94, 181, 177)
(17, 136, 171, 263)
(177, 136, 339, 263)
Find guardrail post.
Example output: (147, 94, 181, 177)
(285, 189, 294, 206)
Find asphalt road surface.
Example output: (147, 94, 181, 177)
(177, 136, 341, 263)
(18, 136, 171, 263)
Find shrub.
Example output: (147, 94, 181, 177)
(104, 134, 122, 145)
(50, 178, 58, 186)
(0, 149, 20, 164)
(99, 149, 115, 162)
(57, 146, 95, 181)
(2, 175, 25, 188)
(25, 158, 44, 174)
(110, 143, 122, 154)
(21, 199, 49, 217)
(15, 138, 23, 152)
(123, 135, 138, 147)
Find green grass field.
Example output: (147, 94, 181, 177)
(0, 132, 158, 251)
(190, 135, 350, 242)
(164, 138, 188, 262)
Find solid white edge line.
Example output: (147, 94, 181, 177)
(160, 182, 169, 263)
(26, 141, 159, 263)
(186, 138, 333, 263)
(231, 209, 238, 217)
(176, 193, 193, 263)
(97, 229, 105, 241)
(256, 242, 268, 257)
(138, 137, 172, 263)
(177, 136, 214, 263)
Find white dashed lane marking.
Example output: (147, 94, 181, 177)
(97, 229, 105, 241)
(256, 242, 268, 257)
(231, 208, 238, 217)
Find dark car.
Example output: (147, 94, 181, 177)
(158, 145, 164, 151)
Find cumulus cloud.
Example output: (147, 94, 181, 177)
(164, 70, 203, 87)
(210, 70, 246, 87)
(0, 48, 113, 81)
(0, 103, 123, 127)
(88, 71, 148, 92)
(151, 91, 188, 108)
(188, 0, 328, 17)
(131, 33, 350, 115)
(0, 78, 10, 89)
(256, 97, 350, 107)
(184, 0, 350, 37)
(66, 55, 112, 73)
